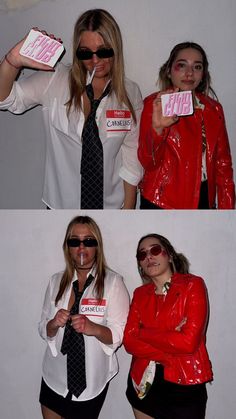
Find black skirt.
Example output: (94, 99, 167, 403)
(126, 364, 207, 419)
(39, 378, 109, 419)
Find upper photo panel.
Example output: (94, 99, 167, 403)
(0, 0, 235, 209)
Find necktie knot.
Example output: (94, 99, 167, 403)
(85, 82, 111, 116)
(85, 81, 111, 103)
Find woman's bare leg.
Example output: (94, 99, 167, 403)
(41, 404, 63, 419)
(133, 407, 154, 419)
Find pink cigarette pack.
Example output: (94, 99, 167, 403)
(19, 29, 64, 67)
(161, 91, 193, 117)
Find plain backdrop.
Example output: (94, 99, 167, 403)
(0, 210, 235, 419)
(0, 0, 236, 208)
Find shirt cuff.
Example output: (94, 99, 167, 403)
(47, 336, 58, 357)
(119, 166, 143, 186)
(99, 327, 123, 356)
(0, 89, 15, 108)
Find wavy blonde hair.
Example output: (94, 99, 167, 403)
(67, 8, 136, 122)
(55, 215, 107, 305)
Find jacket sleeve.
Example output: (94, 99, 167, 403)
(123, 291, 169, 363)
(215, 106, 235, 208)
(139, 277, 209, 355)
(138, 94, 169, 171)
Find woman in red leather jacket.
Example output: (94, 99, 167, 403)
(138, 42, 235, 209)
(123, 233, 213, 419)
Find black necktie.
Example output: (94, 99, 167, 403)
(80, 82, 111, 209)
(61, 275, 93, 398)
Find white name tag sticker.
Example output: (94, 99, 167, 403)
(106, 110, 132, 132)
(19, 29, 64, 67)
(161, 91, 193, 116)
(80, 298, 106, 317)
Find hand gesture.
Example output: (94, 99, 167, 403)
(46, 308, 70, 338)
(51, 308, 70, 329)
(152, 89, 179, 135)
(5, 27, 62, 71)
(70, 314, 96, 336)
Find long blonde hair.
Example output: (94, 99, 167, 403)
(55, 215, 107, 305)
(67, 8, 137, 122)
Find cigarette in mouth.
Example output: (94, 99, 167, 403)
(80, 253, 84, 266)
(87, 66, 96, 84)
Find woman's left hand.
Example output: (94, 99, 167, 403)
(70, 314, 96, 336)
(152, 89, 179, 134)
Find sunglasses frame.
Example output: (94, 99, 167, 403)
(67, 238, 98, 248)
(136, 244, 164, 262)
(76, 47, 114, 61)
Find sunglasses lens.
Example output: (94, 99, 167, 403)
(83, 238, 98, 247)
(136, 250, 147, 261)
(67, 238, 80, 247)
(76, 49, 93, 60)
(150, 244, 162, 256)
(96, 48, 114, 58)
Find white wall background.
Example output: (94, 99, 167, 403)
(0, 210, 235, 418)
(0, 0, 235, 208)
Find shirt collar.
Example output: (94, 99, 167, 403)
(194, 95, 205, 110)
(72, 265, 96, 282)
(86, 71, 111, 90)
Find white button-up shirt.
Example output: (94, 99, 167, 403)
(38, 268, 130, 401)
(0, 64, 143, 208)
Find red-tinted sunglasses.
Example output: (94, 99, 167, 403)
(136, 244, 164, 262)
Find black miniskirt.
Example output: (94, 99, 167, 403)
(126, 364, 208, 419)
(39, 378, 109, 419)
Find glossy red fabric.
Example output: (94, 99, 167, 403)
(123, 273, 213, 386)
(138, 92, 235, 208)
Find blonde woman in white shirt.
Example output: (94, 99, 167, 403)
(0, 9, 143, 209)
(38, 215, 130, 419)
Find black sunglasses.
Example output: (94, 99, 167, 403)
(67, 238, 98, 248)
(136, 244, 164, 262)
(76, 47, 114, 61)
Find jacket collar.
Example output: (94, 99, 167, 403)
(144, 272, 188, 293)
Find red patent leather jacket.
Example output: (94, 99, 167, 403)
(123, 273, 213, 386)
(138, 92, 235, 209)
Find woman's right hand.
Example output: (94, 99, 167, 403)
(152, 90, 179, 135)
(5, 27, 59, 71)
(46, 309, 70, 337)
(51, 309, 71, 328)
